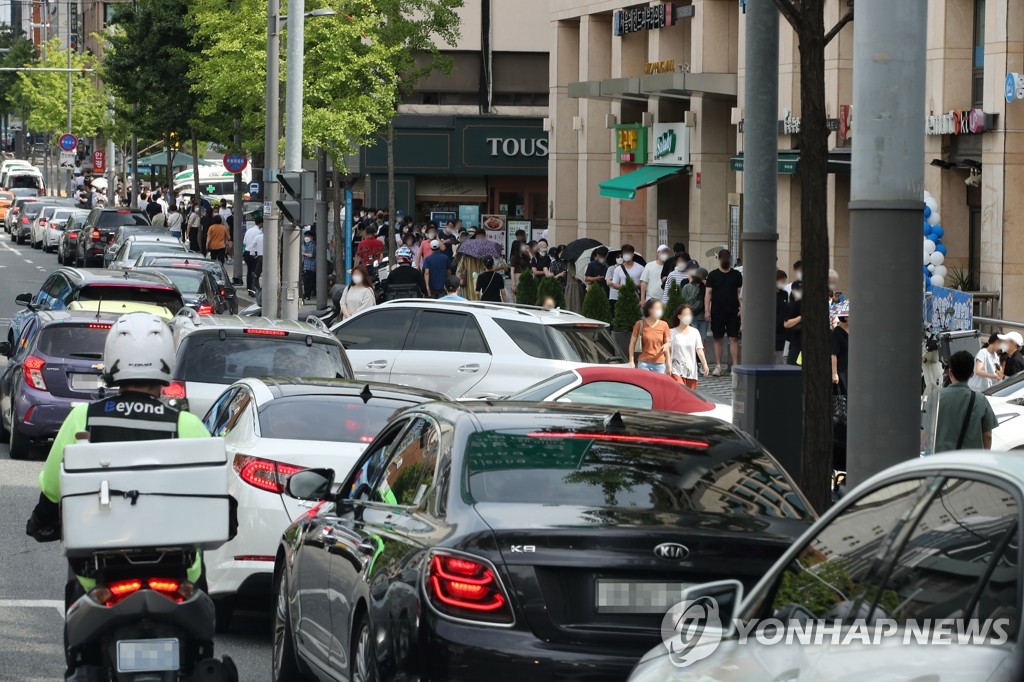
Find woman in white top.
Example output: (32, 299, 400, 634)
(339, 265, 377, 319)
(668, 304, 710, 389)
(969, 332, 1003, 391)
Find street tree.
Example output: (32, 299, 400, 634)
(770, 0, 854, 512)
(16, 38, 110, 139)
(0, 29, 34, 146)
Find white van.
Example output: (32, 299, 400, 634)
(0, 160, 36, 189)
(3, 168, 44, 194)
(173, 165, 252, 206)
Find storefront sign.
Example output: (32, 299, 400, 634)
(649, 122, 691, 166)
(774, 109, 839, 135)
(485, 137, 548, 158)
(926, 108, 990, 136)
(614, 124, 648, 165)
(613, 2, 694, 36)
(429, 210, 457, 227)
(644, 60, 676, 75)
(481, 215, 507, 250)
(417, 176, 487, 200)
(459, 205, 480, 229)
(92, 150, 106, 174)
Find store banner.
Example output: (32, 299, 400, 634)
(430, 211, 457, 228)
(924, 285, 973, 332)
(459, 205, 481, 229)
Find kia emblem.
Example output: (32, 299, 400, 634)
(654, 542, 689, 560)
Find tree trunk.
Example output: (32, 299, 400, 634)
(386, 118, 397, 263)
(794, 9, 834, 514)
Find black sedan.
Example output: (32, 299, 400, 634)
(272, 402, 814, 682)
(135, 266, 231, 315)
(140, 255, 240, 314)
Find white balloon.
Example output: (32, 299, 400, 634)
(930, 251, 945, 266)
(934, 264, 948, 278)
(925, 197, 938, 211)
(924, 239, 936, 255)
(930, 274, 945, 287)
(927, 263, 936, 273)
(927, 212, 941, 226)
(924, 190, 933, 200)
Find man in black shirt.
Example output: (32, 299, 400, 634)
(531, 239, 552, 277)
(476, 256, 507, 302)
(1001, 332, 1024, 377)
(584, 247, 610, 295)
(775, 270, 790, 363)
(704, 249, 743, 376)
(660, 242, 690, 284)
(831, 306, 850, 394)
(784, 281, 803, 365)
(384, 246, 427, 299)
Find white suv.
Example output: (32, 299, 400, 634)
(331, 300, 628, 399)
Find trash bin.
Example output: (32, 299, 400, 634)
(732, 365, 803, 486)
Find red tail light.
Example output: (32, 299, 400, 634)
(197, 304, 214, 315)
(426, 552, 513, 624)
(109, 579, 142, 598)
(91, 578, 192, 607)
(244, 328, 288, 336)
(20, 215, 28, 223)
(233, 454, 303, 494)
(23, 355, 47, 391)
(91, 229, 100, 239)
(161, 380, 187, 400)
(39, 220, 46, 227)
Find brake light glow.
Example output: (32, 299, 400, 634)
(91, 229, 100, 239)
(233, 555, 276, 562)
(23, 355, 47, 391)
(147, 578, 180, 593)
(197, 304, 214, 315)
(161, 380, 187, 400)
(20, 215, 28, 223)
(426, 553, 513, 623)
(233, 454, 304, 494)
(526, 432, 709, 449)
(86, 323, 112, 329)
(92, 578, 191, 607)
(244, 328, 288, 336)
(109, 579, 142, 597)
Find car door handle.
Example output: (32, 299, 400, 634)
(458, 364, 480, 373)
(366, 360, 388, 369)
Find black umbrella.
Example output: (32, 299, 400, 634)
(605, 249, 647, 268)
(562, 237, 603, 262)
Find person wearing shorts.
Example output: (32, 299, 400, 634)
(704, 249, 743, 376)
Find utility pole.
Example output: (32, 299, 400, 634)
(232, 120, 244, 283)
(315, 148, 328, 309)
(280, 0, 305, 320)
(739, 0, 779, 366)
(847, 0, 928, 485)
(262, 0, 282, 317)
(64, 0, 71, 198)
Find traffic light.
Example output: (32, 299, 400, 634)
(277, 171, 315, 226)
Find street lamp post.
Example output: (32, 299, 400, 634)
(262, 0, 282, 318)
(279, 0, 306, 322)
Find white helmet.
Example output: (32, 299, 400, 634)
(103, 313, 176, 386)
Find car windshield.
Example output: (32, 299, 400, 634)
(464, 429, 810, 519)
(258, 395, 411, 443)
(36, 323, 111, 359)
(76, 284, 183, 314)
(9, 174, 42, 189)
(94, 210, 149, 228)
(507, 372, 578, 400)
(127, 242, 185, 260)
(176, 335, 350, 385)
(494, 319, 626, 364)
(985, 375, 1024, 398)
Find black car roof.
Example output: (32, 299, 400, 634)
(259, 377, 447, 403)
(57, 267, 176, 288)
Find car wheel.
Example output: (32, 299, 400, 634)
(214, 596, 235, 634)
(351, 616, 378, 682)
(271, 571, 307, 682)
(9, 424, 30, 460)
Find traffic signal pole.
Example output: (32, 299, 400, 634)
(263, 0, 281, 317)
(281, 0, 305, 321)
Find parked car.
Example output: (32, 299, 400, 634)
(38, 206, 87, 254)
(273, 402, 813, 682)
(0, 311, 120, 459)
(75, 207, 150, 267)
(11, 200, 47, 244)
(626, 452, 1024, 682)
(108, 235, 189, 270)
(104, 224, 173, 267)
(29, 204, 61, 249)
(332, 300, 628, 399)
(165, 315, 354, 418)
(135, 266, 231, 315)
(7, 268, 184, 346)
(56, 210, 92, 266)
(5, 195, 36, 234)
(137, 255, 239, 314)
(0, 158, 33, 189)
(0, 190, 15, 223)
(507, 366, 734, 422)
(202, 377, 446, 628)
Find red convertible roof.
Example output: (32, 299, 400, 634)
(573, 366, 716, 413)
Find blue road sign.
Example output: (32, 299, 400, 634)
(1006, 73, 1017, 104)
(59, 133, 78, 152)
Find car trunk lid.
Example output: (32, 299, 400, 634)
(35, 323, 113, 399)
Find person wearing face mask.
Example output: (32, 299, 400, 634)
(301, 229, 317, 300)
(419, 222, 439, 265)
(531, 239, 552, 277)
(999, 332, 1024, 378)
(629, 299, 672, 374)
(661, 242, 691, 285)
(585, 247, 610, 295)
(969, 333, 1004, 391)
(705, 249, 743, 376)
(662, 256, 693, 304)
(682, 265, 707, 338)
(609, 244, 645, 316)
(339, 265, 377, 319)
(669, 304, 710, 389)
(775, 270, 790, 364)
(641, 244, 672, 302)
(783, 280, 804, 365)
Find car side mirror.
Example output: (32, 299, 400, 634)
(14, 292, 32, 307)
(284, 468, 335, 502)
(670, 579, 744, 639)
(0, 341, 11, 357)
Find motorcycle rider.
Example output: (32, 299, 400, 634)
(384, 245, 428, 299)
(27, 313, 211, 603)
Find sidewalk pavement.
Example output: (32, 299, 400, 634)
(695, 374, 733, 405)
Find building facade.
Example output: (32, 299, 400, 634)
(551, 0, 1021, 319)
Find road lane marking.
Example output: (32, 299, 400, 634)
(0, 599, 64, 614)
(23, 259, 32, 264)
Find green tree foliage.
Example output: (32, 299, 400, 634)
(515, 269, 538, 306)
(17, 38, 110, 138)
(582, 283, 612, 323)
(0, 30, 33, 120)
(665, 279, 686, 320)
(612, 276, 641, 333)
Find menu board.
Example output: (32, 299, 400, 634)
(481, 214, 507, 250)
(506, 219, 531, 260)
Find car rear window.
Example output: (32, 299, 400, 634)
(494, 319, 626, 364)
(154, 270, 204, 294)
(36, 323, 111, 358)
(127, 243, 185, 260)
(176, 335, 351, 385)
(22, 203, 45, 218)
(258, 395, 412, 443)
(77, 285, 184, 314)
(9, 175, 42, 189)
(94, 211, 149, 228)
(464, 429, 809, 520)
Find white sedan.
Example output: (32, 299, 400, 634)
(200, 376, 445, 629)
(628, 452, 1023, 682)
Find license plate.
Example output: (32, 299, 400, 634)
(116, 638, 180, 673)
(70, 373, 103, 391)
(595, 580, 692, 614)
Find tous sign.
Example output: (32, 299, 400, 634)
(486, 137, 549, 158)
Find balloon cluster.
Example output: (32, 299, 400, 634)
(923, 190, 947, 287)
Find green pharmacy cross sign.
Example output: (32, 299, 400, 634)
(654, 129, 676, 160)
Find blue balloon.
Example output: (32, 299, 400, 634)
(924, 206, 932, 219)
(932, 225, 944, 239)
(924, 222, 932, 236)
(936, 244, 948, 255)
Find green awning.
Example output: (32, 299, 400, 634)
(599, 165, 687, 200)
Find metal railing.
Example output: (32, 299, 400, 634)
(974, 316, 1024, 334)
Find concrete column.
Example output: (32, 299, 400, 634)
(548, 19, 580, 246)
(577, 14, 613, 243)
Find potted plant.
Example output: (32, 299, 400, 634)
(611, 276, 641, 357)
(582, 282, 612, 323)
(515, 268, 538, 306)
